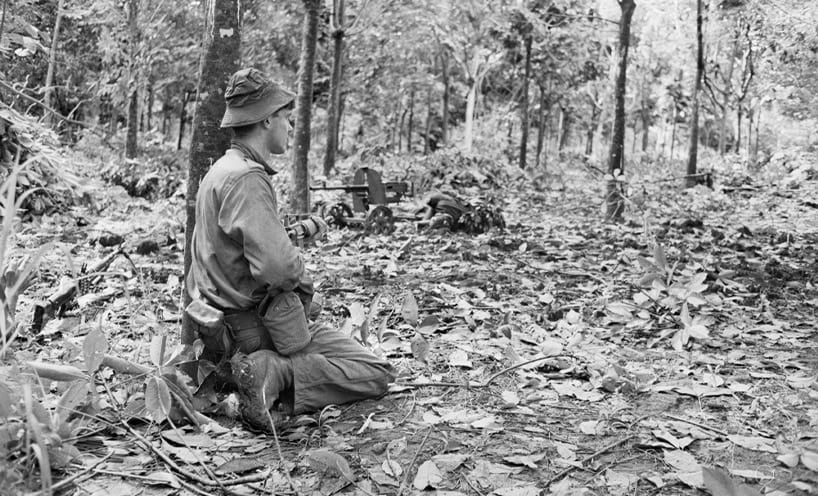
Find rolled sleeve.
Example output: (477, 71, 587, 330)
(219, 172, 304, 291)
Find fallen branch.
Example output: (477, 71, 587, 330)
(543, 434, 636, 488)
(26, 451, 113, 496)
(397, 425, 434, 496)
(663, 413, 728, 437)
(102, 354, 150, 376)
(32, 248, 124, 332)
(395, 354, 576, 389)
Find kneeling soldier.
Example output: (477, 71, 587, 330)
(186, 68, 394, 431)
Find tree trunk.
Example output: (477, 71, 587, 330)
(0, 0, 8, 47)
(322, 0, 344, 177)
(751, 107, 760, 165)
(670, 109, 677, 160)
(126, 88, 139, 158)
(423, 85, 432, 154)
(398, 104, 406, 152)
(641, 95, 650, 152)
(558, 107, 571, 151)
(519, 34, 532, 169)
(291, 0, 321, 213)
(605, 0, 636, 221)
(440, 51, 449, 146)
(407, 85, 415, 153)
(685, 0, 704, 187)
(125, 0, 140, 158)
(746, 106, 753, 157)
(718, 37, 737, 155)
(162, 87, 170, 139)
(464, 80, 477, 152)
(535, 83, 546, 168)
(586, 95, 599, 156)
(146, 77, 154, 130)
(177, 90, 189, 151)
(44, 0, 65, 125)
(182, 0, 240, 351)
(735, 105, 743, 153)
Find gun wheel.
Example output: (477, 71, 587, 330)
(365, 205, 395, 234)
(321, 202, 353, 227)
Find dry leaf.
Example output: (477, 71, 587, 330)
(703, 466, 762, 496)
(401, 292, 419, 327)
(448, 349, 472, 368)
(306, 449, 355, 481)
(413, 460, 443, 490)
(727, 435, 777, 453)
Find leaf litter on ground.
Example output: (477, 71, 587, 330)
(6, 152, 818, 495)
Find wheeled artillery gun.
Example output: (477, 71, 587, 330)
(310, 167, 415, 234)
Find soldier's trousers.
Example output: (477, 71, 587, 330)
(213, 311, 393, 415)
(284, 322, 394, 414)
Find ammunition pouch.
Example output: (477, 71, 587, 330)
(185, 299, 231, 356)
(259, 290, 311, 355)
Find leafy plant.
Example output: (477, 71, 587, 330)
(607, 244, 714, 350)
(0, 161, 49, 356)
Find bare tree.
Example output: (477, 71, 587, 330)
(605, 0, 635, 221)
(125, 0, 140, 158)
(291, 0, 321, 213)
(44, 0, 65, 126)
(322, 0, 345, 177)
(685, 0, 704, 187)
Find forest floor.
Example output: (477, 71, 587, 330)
(7, 149, 818, 496)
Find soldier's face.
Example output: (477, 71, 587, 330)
(266, 109, 292, 154)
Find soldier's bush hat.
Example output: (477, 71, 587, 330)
(220, 68, 295, 128)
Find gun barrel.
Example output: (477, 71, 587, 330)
(309, 185, 369, 192)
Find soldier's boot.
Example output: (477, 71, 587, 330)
(231, 350, 293, 432)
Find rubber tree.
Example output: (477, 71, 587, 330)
(604, 0, 636, 221)
(182, 0, 240, 350)
(322, 0, 345, 177)
(44, 0, 65, 126)
(291, 0, 321, 213)
(125, 0, 140, 158)
(685, 0, 704, 188)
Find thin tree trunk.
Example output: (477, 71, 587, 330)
(641, 95, 650, 152)
(685, 0, 704, 187)
(407, 85, 415, 153)
(440, 51, 449, 145)
(752, 107, 760, 164)
(291, 0, 321, 213)
(535, 83, 545, 168)
(670, 109, 677, 160)
(146, 77, 154, 130)
(718, 37, 737, 155)
(605, 0, 636, 220)
(177, 90, 188, 150)
(182, 0, 240, 352)
(519, 34, 532, 169)
(125, 0, 140, 158)
(44, 0, 65, 125)
(322, 0, 344, 177)
(735, 105, 743, 153)
(423, 85, 432, 154)
(746, 106, 753, 157)
(0, 0, 8, 47)
(126, 89, 139, 157)
(464, 80, 476, 152)
(398, 104, 406, 152)
(586, 96, 599, 156)
(558, 107, 571, 151)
